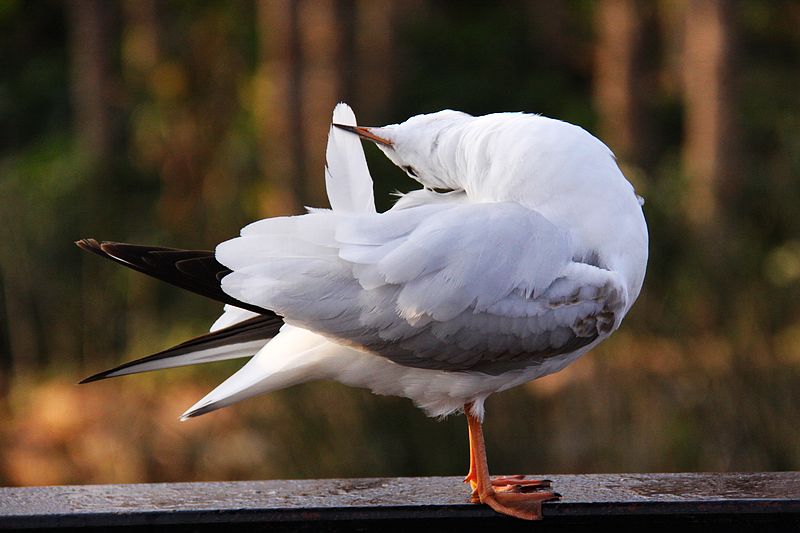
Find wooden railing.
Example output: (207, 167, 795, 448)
(1, 472, 798, 531)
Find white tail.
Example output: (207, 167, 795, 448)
(180, 325, 331, 419)
(325, 103, 376, 213)
(183, 104, 378, 418)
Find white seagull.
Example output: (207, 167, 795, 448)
(78, 103, 648, 520)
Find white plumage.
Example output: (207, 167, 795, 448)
(179, 103, 648, 422)
(80, 102, 648, 520)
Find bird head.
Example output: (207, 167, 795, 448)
(334, 110, 471, 190)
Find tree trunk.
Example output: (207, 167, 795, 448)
(593, 0, 652, 168)
(255, 0, 306, 216)
(68, 0, 116, 367)
(298, 0, 351, 208)
(256, 0, 362, 215)
(682, 0, 738, 230)
(68, 0, 114, 166)
(354, 0, 396, 123)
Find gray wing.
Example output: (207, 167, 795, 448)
(217, 201, 627, 373)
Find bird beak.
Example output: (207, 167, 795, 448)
(332, 124, 393, 147)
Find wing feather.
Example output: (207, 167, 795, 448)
(76, 239, 274, 316)
(217, 200, 627, 374)
(80, 314, 282, 382)
(325, 103, 376, 213)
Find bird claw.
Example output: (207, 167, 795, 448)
(491, 475, 553, 492)
(478, 489, 561, 521)
(465, 474, 551, 489)
(470, 476, 558, 503)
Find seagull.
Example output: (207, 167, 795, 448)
(77, 103, 648, 520)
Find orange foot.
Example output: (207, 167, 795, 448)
(481, 488, 560, 521)
(463, 402, 561, 520)
(492, 475, 552, 491)
(465, 475, 554, 501)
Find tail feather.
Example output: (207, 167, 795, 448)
(325, 103, 376, 213)
(180, 326, 330, 419)
(79, 102, 378, 419)
(80, 314, 283, 383)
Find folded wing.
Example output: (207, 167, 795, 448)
(218, 200, 627, 374)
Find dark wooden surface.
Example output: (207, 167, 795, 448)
(1, 472, 799, 531)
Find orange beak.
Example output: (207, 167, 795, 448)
(333, 124, 393, 147)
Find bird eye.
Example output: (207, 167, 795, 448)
(402, 165, 418, 177)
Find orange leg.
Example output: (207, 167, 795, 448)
(463, 402, 559, 520)
(464, 417, 478, 491)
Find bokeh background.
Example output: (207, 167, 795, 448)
(1, 0, 799, 487)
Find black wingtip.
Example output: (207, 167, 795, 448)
(75, 238, 104, 255)
(179, 402, 219, 421)
(75, 238, 97, 248)
(78, 369, 115, 384)
(74, 238, 273, 316)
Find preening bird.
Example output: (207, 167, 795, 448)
(78, 103, 648, 520)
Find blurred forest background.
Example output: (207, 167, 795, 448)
(1, 0, 799, 487)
